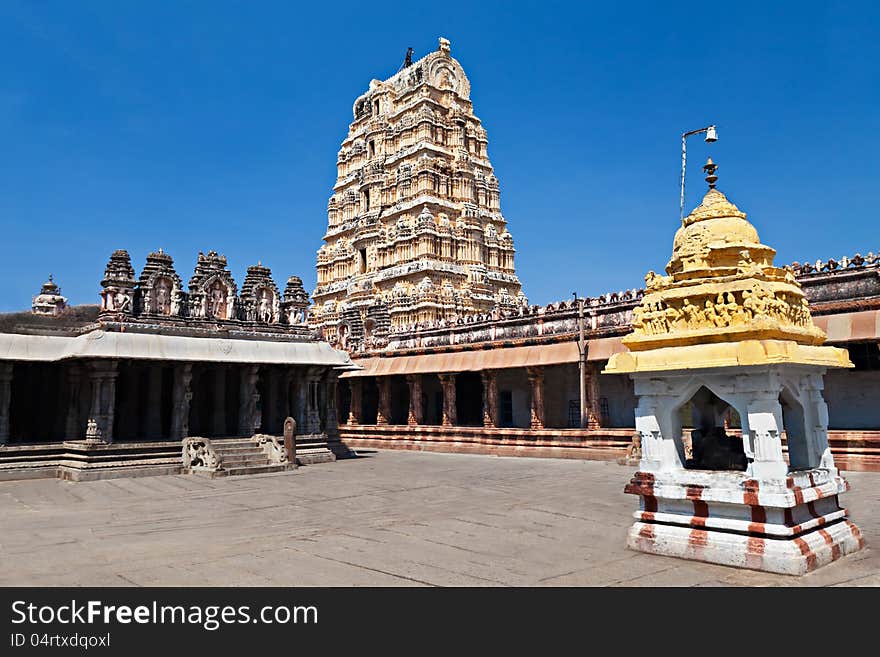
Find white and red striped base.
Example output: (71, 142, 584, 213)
(624, 469, 865, 575)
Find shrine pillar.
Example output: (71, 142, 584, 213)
(481, 370, 498, 429)
(86, 360, 118, 443)
(439, 373, 457, 427)
(406, 374, 423, 426)
(527, 366, 545, 430)
(323, 370, 340, 435)
(238, 365, 260, 437)
(303, 368, 322, 434)
(170, 363, 193, 439)
(347, 379, 362, 425)
(587, 362, 602, 429)
(376, 377, 391, 426)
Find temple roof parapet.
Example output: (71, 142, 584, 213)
(15, 249, 320, 341)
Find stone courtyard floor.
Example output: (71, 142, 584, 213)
(0, 450, 877, 586)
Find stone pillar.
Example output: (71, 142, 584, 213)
(86, 360, 118, 443)
(170, 363, 193, 439)
(238, 365, 260, 437)
(294, 373, 308, 431)
(527, 366, 545, 430)
(406, 374, 423, 426)
(64, 364, 83, 440)
(586, 362, 602, 429)
(376, 377, 391, 426)
(303, 368, 322, 434)
(211, 366, 227, 436)
(439, 373, 457, 427)
(347, 379, 362, 425)
(745, 394, 788, 480)
(481, 370, 498, 428)
(324, 370, 340, 436)
(0, 362, 12, 444)
(144, 365, 163, 438)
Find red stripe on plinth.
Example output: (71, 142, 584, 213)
(794, 537, 818, 572)
(844, 520, 866, 549)
(818, 529, 841, 561)
(686, 485, 704, 500)
(745, 536, 765, 570)
(688, 529, 708, 548)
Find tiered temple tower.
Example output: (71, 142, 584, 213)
(311, 37, 526, 350)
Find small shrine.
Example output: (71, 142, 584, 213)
(31, 275, 68, 316)
(604, 159, 864, 574)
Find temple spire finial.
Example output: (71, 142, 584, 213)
(703, 157, 719, 189)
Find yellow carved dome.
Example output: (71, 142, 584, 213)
(667, 187, 773, 275)
(603, 158, 852, 374)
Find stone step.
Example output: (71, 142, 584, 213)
(218, 463, 290, 477)
(213, 445, 264, 455)
(210, 439, 257, 449)
(220, 457, 271, 467)
(215, 451, 265, 461)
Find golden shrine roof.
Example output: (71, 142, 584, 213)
(604, 158, 852, 373)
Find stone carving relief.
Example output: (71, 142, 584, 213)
(136, 249, 185, 317)
(99, 249, 137, 315)
(254, 434, 288, 465)
(631, 285, 814, 338)
(182, 437, 221, 471)
(187, 251, 238, 321)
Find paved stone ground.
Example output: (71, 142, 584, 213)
(0, 450, 877, 586)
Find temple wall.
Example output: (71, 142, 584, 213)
(824, 369, 880, 430)
(597, 373, 637, 428)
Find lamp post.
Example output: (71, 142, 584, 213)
(573, 291, 588, 429)
(680, 125, 717, 220)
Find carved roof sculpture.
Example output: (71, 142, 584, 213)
(187, 250, 238, 321)
(311, 36, 526, 345)
(135, 248, 185, 317)
(281, 275, 310, 326)
(99, 249, 137, 316)
(605, 159, 853, 373)
(240, 262, 281, 324)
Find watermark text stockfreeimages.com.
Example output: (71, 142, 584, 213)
(10, 599, 318, 632)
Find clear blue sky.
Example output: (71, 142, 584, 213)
(1, 0, 877, 311)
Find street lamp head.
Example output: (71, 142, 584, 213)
(704, 125, 718, 142)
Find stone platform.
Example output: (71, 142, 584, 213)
(0, 433, 351, 482)
(0, 451, 876, 587)
(624, 468, 865, 575)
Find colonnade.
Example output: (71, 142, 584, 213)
(0, 359, 340, 444)
(341, 363, 607, 431)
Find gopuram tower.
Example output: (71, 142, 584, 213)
(311, 37, 526, 350)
